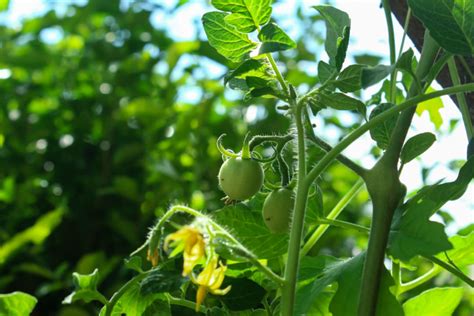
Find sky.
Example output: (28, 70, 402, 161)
(2, 0, 472, 233)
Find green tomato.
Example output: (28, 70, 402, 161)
(262, 188, 294, 233)
(218, 157, 264, 201)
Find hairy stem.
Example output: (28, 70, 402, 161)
(281, 98, 309, 315)
(267, 53, 289, 96)
(301, 179, 364, 257)
(167, 294, 207, 313)
(316, 218, 369, 233)
(304, 114, 367, 178)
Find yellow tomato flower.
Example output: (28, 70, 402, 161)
(191, 257, 231, 312)
(164, 226, 206, 276)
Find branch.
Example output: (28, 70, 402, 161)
(425, 255, 474, 287)
(304, 83, 474, 187)
(301, 179, 364, 257)
(304, 113, 367, 178)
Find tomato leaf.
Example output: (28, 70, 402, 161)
(212, 0, 272, 33)
(225, 58, 275, 91)
(100, 282, 170, 316)
(220, 277, 266, 311)
(369, 103, 399, 150)
(400, 132, 436, 164)
(213, 204, 288, 259)
(258, 23, 296, 54)
(140, 269, 186, 295)
(313, 5, 350, 67)
(316, 92, 365, 111)
(403, 287, 464, 316)
(388, 158, 474, 261)
(395, 49, 415, 75)
(435, 231, 474, 268)
(361, 65, 393, 88)
(334, 64, 364, 92)
(335, 26, 350, 71)
(408, 0, 474, 55)
(295, 253, 402, 316)
(0, 292, 37, 316)
(318, 60, 337, 85)
(202, 12, 258, 62)
(124, 256, 144, 273)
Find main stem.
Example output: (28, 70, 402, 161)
(357, 32, 440, 316)
(281, 100, 309, 315)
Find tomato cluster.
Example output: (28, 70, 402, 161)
(216, 134, 294, 233)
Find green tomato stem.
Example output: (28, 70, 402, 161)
(301, 179, 364, 257)
(383, 0, 396, 65)
(397, 8, 411, 58)
(304, 111, 367, 178)
(398, 255, 474, 296)
(241, 132, 252, 159)
(425, 255, 474, 287)
(358, 31, 440, 316)
(249, 134, 293, 151)
(447, 57, 474, 139)
(382, 31, 440, 166)
(281, 97, 308, 316)
(389, 8, 411, 103)
(166, 294, 207, 313)
(398, 266, 440, 295)
(391, 260, 401, 290)
(382, 0, 397, 103)
(266, 52, 289, 96)
(316, 218, 370, 233)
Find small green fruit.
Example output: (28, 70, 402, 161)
(218, 157, 264, 201)
(262, 188, 294, 233)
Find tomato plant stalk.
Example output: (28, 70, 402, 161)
(357, 31, 440, 316)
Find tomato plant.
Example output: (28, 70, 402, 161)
(1, 0, 473, 315)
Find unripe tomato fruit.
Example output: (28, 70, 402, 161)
(218, 157, 264, 201)
(262, 188, 294, 233)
